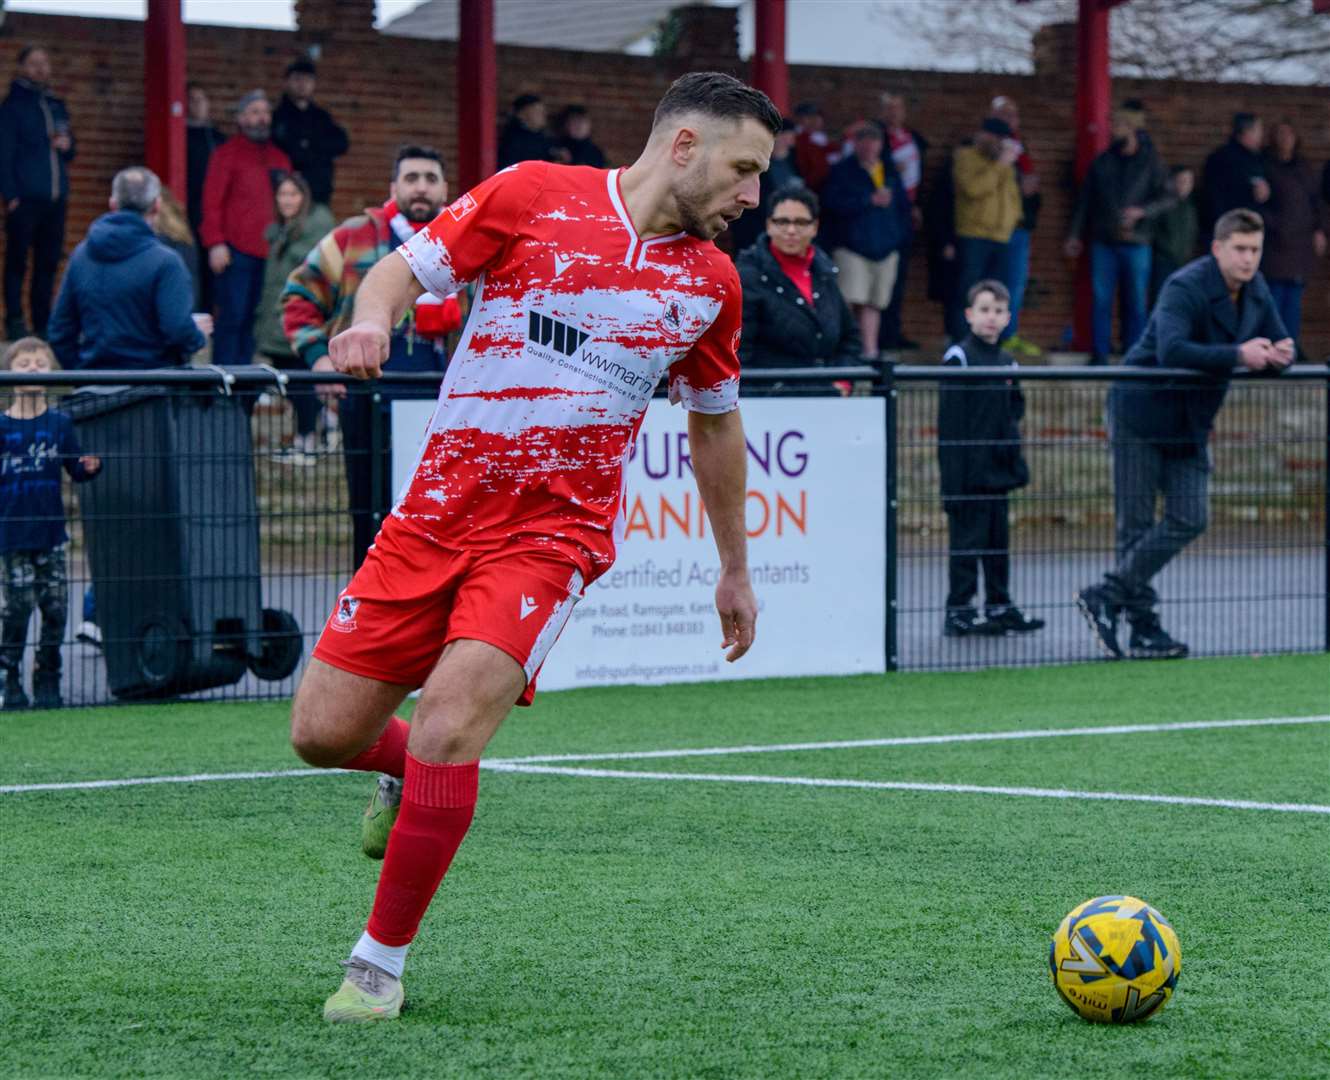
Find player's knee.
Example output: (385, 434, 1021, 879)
(289, 692, 347, 767)
(408, 701, 490, 762)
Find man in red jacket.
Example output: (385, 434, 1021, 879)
(200, 90, 290, 366)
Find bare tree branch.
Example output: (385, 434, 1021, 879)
(884, 0, 1330, 83)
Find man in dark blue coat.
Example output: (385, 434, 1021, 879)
(1077, 208, 1292, 661)
(821, 121, 910, 359)
(0, 45, 75, 340)
(46, 167, 209, 370)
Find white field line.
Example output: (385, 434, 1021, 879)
(0, 768, 347, 795)
(3, 713, 1326, 804)
(484, 762, 1330, 815)
(488, 714, 1330, 766)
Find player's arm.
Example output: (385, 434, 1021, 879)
(689, 408, 756, 663)
(330, 253, 425, 380)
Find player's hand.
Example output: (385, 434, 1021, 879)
(79, 454, 101, 476)
(1237, 337, 1274, 371)
(208, 244, 231, 275)
(1250, 177, 1271, 204)
(715, 567, 757, 663)
(311, 354, 346, 402)
(1270, 337, 1295, 368)
(329, 321, 390, 380)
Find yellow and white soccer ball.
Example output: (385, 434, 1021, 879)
(1049, 895, 1181, 1023)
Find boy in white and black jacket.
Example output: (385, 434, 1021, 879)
(937, 280, 1044, 637)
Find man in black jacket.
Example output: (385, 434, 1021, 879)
(937, 279, 1043, 637)
(1076, 209, 1292, 661)
(1202, 113, 1269, 234)
(271, 59, 350, 208)
(1064, 104, 1175, 365)
(0, 45, 75, 341)
(737, 185, 859, 389)
(497, 94, 555, 168)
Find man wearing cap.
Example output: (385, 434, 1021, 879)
(200, 89, 291, 366)
(272, 59, 350, 210)
(951, 116, 1021, 333)
(821, 119, 911, 359)
(1064, 102, 1175, 365)
(497, 94, 556, 168)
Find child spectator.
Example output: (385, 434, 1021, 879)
(0, 338, 100, 709)
(936, 281, 1043, 638)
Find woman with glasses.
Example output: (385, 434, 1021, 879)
(736, 184, 860, 392)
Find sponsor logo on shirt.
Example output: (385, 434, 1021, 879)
(553, 253, 576, 278)
(524, 309, 656, 404)
(520, 594, 539, 621)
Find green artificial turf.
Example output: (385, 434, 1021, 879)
(2, 654, 1327, 1079)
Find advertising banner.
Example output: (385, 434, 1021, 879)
(391, 397, 886, 689)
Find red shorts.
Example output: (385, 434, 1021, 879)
(312, 518, 587, 705)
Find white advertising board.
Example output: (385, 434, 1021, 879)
(391, 397, 886, 689)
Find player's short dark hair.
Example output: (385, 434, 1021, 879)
(393, 145, 445, 181)
(1213, 208, 1263, 242)
(16, 44, 47, 65)
(966, 279, 1010, 306)
(766, 183, 817, 221)
(653, 71, 781, 136)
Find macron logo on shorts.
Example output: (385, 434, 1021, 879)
(520, 595, 539, 621)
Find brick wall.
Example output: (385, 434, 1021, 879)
(2, 8, 1326, 356)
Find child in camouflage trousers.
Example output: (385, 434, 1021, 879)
(0, 338, 100, 709)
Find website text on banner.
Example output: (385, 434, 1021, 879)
(390, 398, 886, 689)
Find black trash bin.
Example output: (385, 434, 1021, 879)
(65, 385, 302, 699)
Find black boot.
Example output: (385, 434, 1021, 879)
(2, 670, 28, 710)
(1127, 613, 1188, 660)
(943, 607, 1004, 637)
(986, 605, 1045, 633)
(32, 672, 62, 709)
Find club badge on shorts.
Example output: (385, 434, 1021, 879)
(331, 594, 360, 633)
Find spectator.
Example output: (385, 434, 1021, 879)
(736, 185, 859, 385)
(1064, 103, 1175, 365)
(879, 91, 928, 351)
(952, 117, 1021, 334)
(821, 121, 910, 360)
(0, 45, 75, 341)
(0, 337, 100, 710)
(1260, 120, 1326, 345)
(924, 147, 963, 341)
(792, 101, 836, 192)
(271, 59, 350, 209)
(989, 95, 1042, 355)
(498, 93, 555, 168)
(47, 167, 209, 370)
(1076, 209, 1292, 662)
(253, 173, 335, 465)
(551, 105, 606, 168)
(201, 90, 291, 366)
(154, 189, 201, 309)
(1150, 166, 1199, 306)
(937, 279, 1043, 638)
(185, 83, 227, 313)
(282, 145, 464, 568)
(1203, 113, 1269, 231)
(729, 117, 801, 254)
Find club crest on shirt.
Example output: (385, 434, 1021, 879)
(660, 298, 686, 339)
(447, 193, 478, 222)
(331, 594, 360, 632)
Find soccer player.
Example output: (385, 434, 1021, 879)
(290, 71, 779, 1022)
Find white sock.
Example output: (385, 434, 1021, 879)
(351, 931, 409, 979)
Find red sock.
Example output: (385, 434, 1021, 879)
(365, 753, 478, 947)
(342, 716, 409, 778)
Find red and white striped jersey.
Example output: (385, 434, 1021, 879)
(394, 161, 742, 577)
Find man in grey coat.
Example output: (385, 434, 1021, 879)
(1076, 208, 1293, 661)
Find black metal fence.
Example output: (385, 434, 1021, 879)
(0, 364, 1324, 707)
